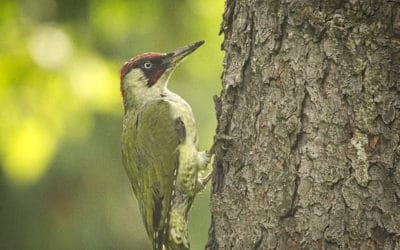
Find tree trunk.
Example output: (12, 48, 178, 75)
(207, 1, 400, 249)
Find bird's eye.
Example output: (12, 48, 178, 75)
(144, 62, 152, 69)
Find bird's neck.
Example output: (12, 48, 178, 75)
(122, 78, 170, 113)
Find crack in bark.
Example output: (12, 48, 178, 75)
(280, 160, 301, 219)
(282, 83, 310, 219)
(241, 11, 256, 85)
(220, 0, 237, 36)
(272, 0, 288, 55)
(213, 159, 226, 193)
(320, 56, 331, 88)
(254, 101, 263, 140)
(254, 225, 266, 249)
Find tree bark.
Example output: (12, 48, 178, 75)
(207, 1, 400, 249)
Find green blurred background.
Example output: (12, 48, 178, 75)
(0, 0, 223, 249)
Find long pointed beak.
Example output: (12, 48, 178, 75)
(163, 40, 204, 67)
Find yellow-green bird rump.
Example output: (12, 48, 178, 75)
(120, 41, 212, 250)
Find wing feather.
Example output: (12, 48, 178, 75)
(122, 99, 181, 249)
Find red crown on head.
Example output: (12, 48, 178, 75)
(120, 52, 163, 81)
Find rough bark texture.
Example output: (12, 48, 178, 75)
(207, 1, 400, 249)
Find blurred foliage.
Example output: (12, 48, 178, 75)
(0, 0, 223, 249)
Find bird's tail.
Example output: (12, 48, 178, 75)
(163, 205, 190, 250)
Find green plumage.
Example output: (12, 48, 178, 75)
(122, 95, 211, 250)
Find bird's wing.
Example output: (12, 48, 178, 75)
(122, 99, 183, 250)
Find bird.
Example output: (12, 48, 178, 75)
(119, 41, 212, 250)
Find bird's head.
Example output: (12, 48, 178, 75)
(120, 40, 204, 111)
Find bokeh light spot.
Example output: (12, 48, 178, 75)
(3, 119, 57, 185)
(28, 25, 72, 69)
(68, 55, 119, 113)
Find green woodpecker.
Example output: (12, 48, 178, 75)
(120, 41, 212, 250)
